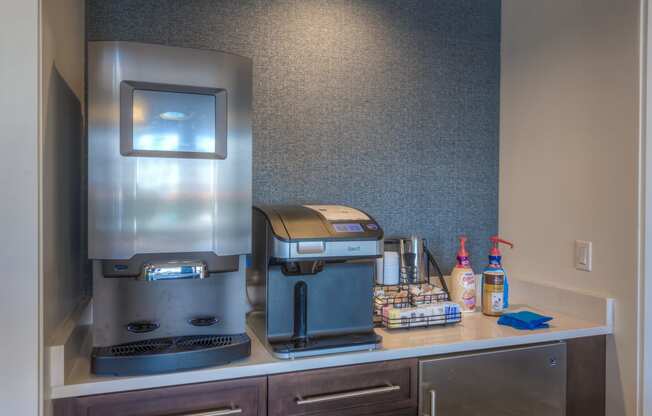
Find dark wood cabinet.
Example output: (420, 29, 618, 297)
(54, 360, 417, 416)
(53, 376, 266, 416)
(267, 359, 418, 416)
(53, 337, 605, 416)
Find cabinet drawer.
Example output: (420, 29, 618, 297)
(53, 377, 266, 416)
(268, 359, 417, 416)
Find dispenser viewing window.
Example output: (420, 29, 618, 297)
(120, 81, 227, 159)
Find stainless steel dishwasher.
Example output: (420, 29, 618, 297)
(419, 342, 567, 416)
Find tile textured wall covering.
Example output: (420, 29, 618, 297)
(87, 0, 500, 272)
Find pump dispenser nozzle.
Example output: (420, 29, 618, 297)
(455, 236, 471, 269)
(489, 236, 514, 257)
(457, 236, 469, 257)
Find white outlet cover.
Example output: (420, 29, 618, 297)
(575, 240, 592, 272)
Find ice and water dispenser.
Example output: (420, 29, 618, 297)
(87, 41, 252, 375)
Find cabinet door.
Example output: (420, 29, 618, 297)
(53, 377, 266, 416)
(268, 359, 417, 416)
(566, 336, 605, 416)
(419, 343, 566, 416)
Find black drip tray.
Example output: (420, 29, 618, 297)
(271, 331, 381, 355)
(92, 334, 251, 376)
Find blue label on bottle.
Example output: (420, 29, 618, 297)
(484, 255, 508, 308)
(486, 255, 502, 271)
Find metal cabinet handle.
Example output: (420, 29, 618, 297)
(179, 407, 243, 416)
(296, 384, 400, 405)
(430, 389, 436, 416)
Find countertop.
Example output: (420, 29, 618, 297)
(49, 278, 613, 400)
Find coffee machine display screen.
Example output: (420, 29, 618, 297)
(333, 223, 364, 233)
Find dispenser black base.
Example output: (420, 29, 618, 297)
(247, 312, 382, 360)
(91, 333, 251, 376)
(270, 331, 382, 359)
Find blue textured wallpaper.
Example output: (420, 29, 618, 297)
(87, 0, 501, 272)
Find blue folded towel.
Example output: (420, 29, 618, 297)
(497, 311, 553, 330)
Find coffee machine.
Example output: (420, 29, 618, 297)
(87, 41, 252, 375)
(248, 205, 383, 359)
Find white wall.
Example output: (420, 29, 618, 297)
(41, 0, 86, 342)
(643, 2, 652, 415)
(500, 1, 641, 415)
(42, 0, 84, 101)
(40, 0, 86, 413)
(0, 1, 41, 415)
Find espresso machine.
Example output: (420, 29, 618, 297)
(247, 205, 383, 359)
(87, 41, 252, 375)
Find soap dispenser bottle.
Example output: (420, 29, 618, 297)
(481, 236, 514, 316)
(449, 236, 476, 312)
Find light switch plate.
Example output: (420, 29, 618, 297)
(575, 240, 592, 272)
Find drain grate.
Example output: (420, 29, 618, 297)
(107, 339, 174, 356)
(92, 333, 251, 376)
(94, 334, 248, 358)
(177, 334, 234, 349)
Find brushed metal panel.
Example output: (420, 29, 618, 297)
(88, 41, 252, 259)
(267, 239, 382, 260)
(419, 343, 567, 416)
(92, 258, 248, 347)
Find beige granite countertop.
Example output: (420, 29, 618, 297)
(49, 283, 613, 400)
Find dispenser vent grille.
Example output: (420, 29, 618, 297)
(94, 334, 246, 358)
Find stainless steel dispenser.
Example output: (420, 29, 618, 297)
(398, 236, 429, 283)
(88, 41, 252, 375)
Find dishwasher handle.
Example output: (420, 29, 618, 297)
(423, 390, 437, 416)
(429, 389, 436, 416)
